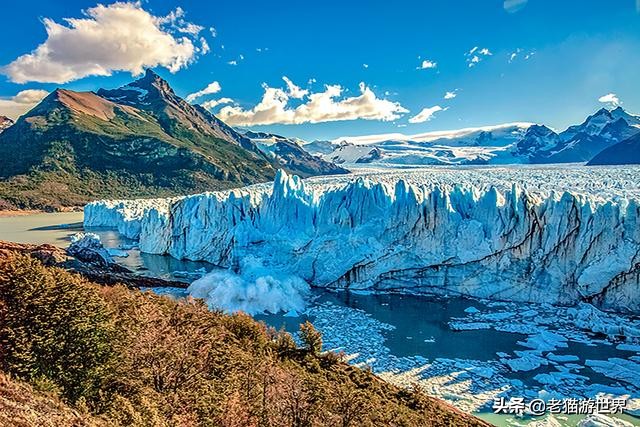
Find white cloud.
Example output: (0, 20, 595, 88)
(363, 63, 369, 68)
(509, 48, 534, 63)
(2, 3, 206, 84)
(209, 27, 217, 37)
(418, 59, 437, 69)
(199, 37, 210, 55)
(598, 93, 620, 107)
(202, 97, 234, 111)
(509, 48, 522, 63)
(185, 81, 222, 103)
(408, 105, 445, 124)
(504, 0, 528, 13)
(465, 47, 492, 67)
(227, 60, 238, 66)
(218, 77, 408, 126)
(282, 76, 308, 99)
(0, 89, 49, 119)
(444, 90, 458, 100)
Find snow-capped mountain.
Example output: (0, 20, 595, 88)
(511, 125, 560, 161)
(302, 139, 336, 155)
(306, 123, 533, 165)
(241, 131, 348, 177)
(560, 106, 640, 140)
(538, 107, 640, 163)
(306, 107, 640, 166)
(0, 116, 13, 133)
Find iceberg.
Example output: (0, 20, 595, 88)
(84, 168, 640, 313)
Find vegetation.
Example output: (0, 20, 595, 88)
(0, 252, 488, 427)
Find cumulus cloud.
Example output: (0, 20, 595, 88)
(418, 59, 437, 69)
(282, 76, 308, 99)
(2, 2, 206, 84)
(218, 77, 408, 126)
(185, 81, 221, 103)
(408, 105, 445, 124)
(202, 97, 234, 111)
(465, 46, 492, 67)
(0, 89, 49, 119)
(598, 93, 620, 107)
(444, 90, 458, 100)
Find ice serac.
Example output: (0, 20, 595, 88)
(85, 170, 640, 313)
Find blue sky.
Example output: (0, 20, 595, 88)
(1, 0, 639, 141)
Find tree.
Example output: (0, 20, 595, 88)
(298, 322, 322, 354)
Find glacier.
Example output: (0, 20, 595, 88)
(84, 166, 640, 313)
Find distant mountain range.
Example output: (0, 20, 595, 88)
(305, 107, 640, 166)
(0, 70, 345, 210)
(241, 130, 347, 176)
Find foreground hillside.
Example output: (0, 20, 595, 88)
(0, 70, 344, 211)
(0, 251, 487, 427)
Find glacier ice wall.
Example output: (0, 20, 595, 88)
(85, 170, 640, 313)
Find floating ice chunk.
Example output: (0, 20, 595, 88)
(449, 321, 491, 331)
(615, 343, 640, 352)
(503, 350, 549, 372)
(517, 331, 568, 352)
(464, 306, 480, 313)
(585, 358, 640, 388)
(577, 414, 634, 427)
(106, 248, 129, 258)
(533, 371, 588, 386)
(284, 309, 300, 317)
(569, 303, 640, 339)
(546, 353, 580, 363)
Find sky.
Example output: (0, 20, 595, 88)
(0, 0, 639, 141)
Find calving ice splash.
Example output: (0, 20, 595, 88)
(187, 256, 310, 315)
(85, 167, 640, 314)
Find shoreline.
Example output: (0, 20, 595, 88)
(0, 207, 83, 217)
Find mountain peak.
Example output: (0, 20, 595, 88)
(131, 68, 174, 95)
(525, 124, 555, 135)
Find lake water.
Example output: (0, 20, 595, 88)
(2, 212, 638, 426)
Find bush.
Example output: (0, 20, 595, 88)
(0, 255, 116, 406)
